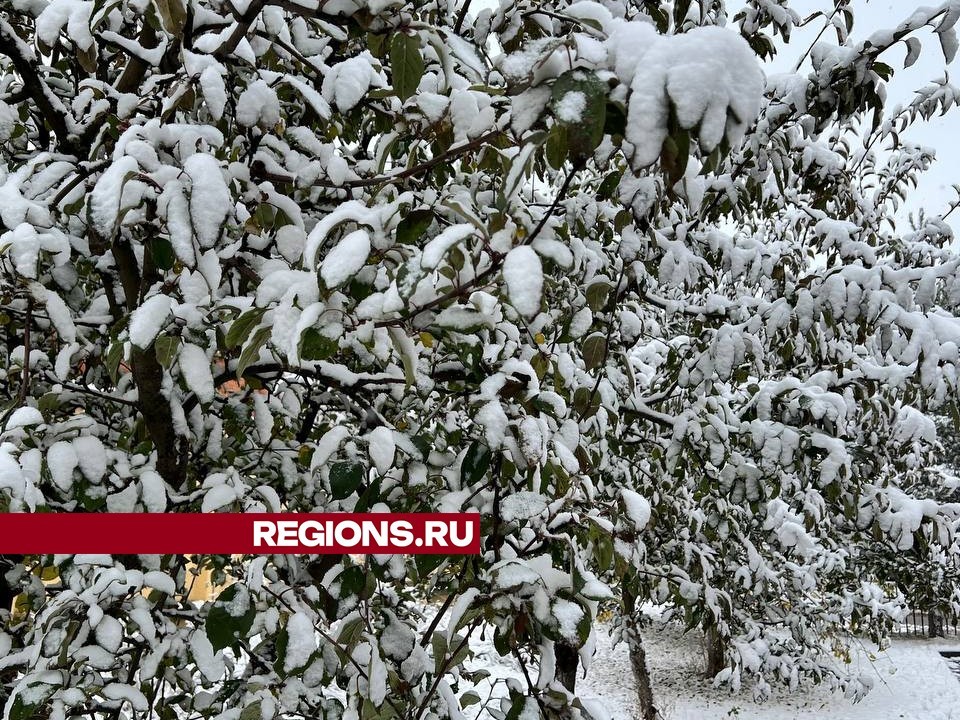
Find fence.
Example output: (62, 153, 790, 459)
(893, 610, 960, 637)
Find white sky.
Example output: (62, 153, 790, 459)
(764, 0, 960, 227)
(471, 0, 958, 225)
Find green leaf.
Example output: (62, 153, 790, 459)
(550, 70, 608, 159)
(273, 626, 289, 677)
(154, 0, 186, 34)
(239, 702, 262, 720)
(416, 553, 446, 578)
(597, 169, 623, 200)
(330, 461, 364, 500)
(338, 615, 365, 646)
(572, 387, 600, 418)
(390, 32, 425, 101)
(37, 392, 59, 415)
(105, 341, 124, 384)
(154, 335, 180, 369)
(205, 584, 256, 652)
(576, 601, 592, 644)
(396, 209, 434, 245)
(149, 237, 176, 271)
(367, 32, 387, 58)
(432, 632, 448, 674)
(660, 129, 690, 185)
(603, 100, 627, 138)
(545, 123, 568, 171)
(461, 441, 492, 486)
(226, 308, 266, 350)
(582, 333, 606, 371)
(77, 44, 98, 74)
(492, 626, 512, 656)
(585, 281, 612, 312)
(299, 328, 339, 361)
(354, 477, 381, 512)
(904, 36, 921, 68)
(237, 326, 271, 378)
(593, 526, 613, 572)
(9, 693, 41, 720)
(338, 565, 367, 598)
(388, 327, 417, 387)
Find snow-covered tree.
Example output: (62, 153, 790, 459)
(2, 0, 960, 718)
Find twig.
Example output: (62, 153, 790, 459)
(375, 160, 582, 327)
(453, 0, 472, 34)
(314, 129, 503, 189)
(2, 299, 33, 426)
(0, 18, 74, 151)
(418, 559, 470, 647)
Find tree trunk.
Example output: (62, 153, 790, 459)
(555, 641, 579, 693)
(929, 609, 945, 638)
(704, 625, 725, 678)
(0, 556, 22, 617)
(623, 585, 660, 720)
(0, 556, 22, 709)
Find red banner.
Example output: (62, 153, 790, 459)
(0, 513, 480, 555)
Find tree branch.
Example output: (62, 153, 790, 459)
(314, 130, 503, 190)
(0, 18, 74, 152)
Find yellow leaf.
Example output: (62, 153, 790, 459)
(40, 566, 59, 582)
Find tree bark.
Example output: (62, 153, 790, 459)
(111, 237, 187, 488)
(704, 625, 725, 678)
(555, 641, 579, 693)
(623, 584, 660, 720)
(0, 556, 22, 708)
(0, 556, 22, 617)
(929, 609, 945, 638)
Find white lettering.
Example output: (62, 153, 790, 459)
(424, 520, 448, 547)
(253, 521, 276, 546)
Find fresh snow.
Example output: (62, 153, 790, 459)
(455, 613, 960, 720)
(613, 24, 765, 168)
(72, 436, 106, 482)
(552, 598, 584, 643)
(284, 611, 318, 672)
(45, 441, 77, 491)
(236, 79, 281, 129)
(502, 246, 543, 318)
(138, 470, 167, 513)
(128, 294, 173, 348)
(201, 483, 237, 513)
(94, 615, 123, 654)
(101, 683, 148, 711)
(322, 56, 379, 111)
(179, 343, 215, 404)
(582, 620, 960, 720)
(89, 156, 138, 237)
(620, 488, 651, 530)
(190, 630, 225, 682)
(421, 224, 475, 269)
(367, 426, 395, 475)
(0, 99, 15, 140)
(183, 153, 230, 248)
(160, 181, 196, 265)
(4, 407, 43, 430)
(554, 90, 587, 122)
(320, 229, 370, 289)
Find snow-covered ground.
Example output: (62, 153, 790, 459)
(581, 620, 960, 719)
(464, 615, 960, 719)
